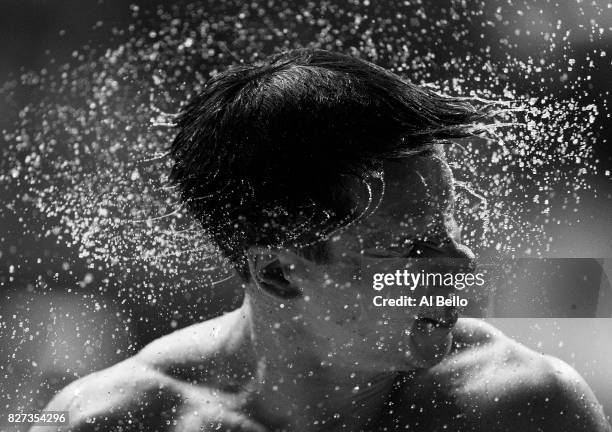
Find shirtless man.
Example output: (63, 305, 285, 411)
(35, 49, 611, 431)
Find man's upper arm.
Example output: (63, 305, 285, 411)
(483, 355, 612, 432)
(543, 356, 612, 432)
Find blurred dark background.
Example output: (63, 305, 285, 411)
(0, 0, 611, 427)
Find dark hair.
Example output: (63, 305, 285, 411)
(169, 48, 493, 279)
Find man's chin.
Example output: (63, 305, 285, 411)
(407, 328, 454, 369)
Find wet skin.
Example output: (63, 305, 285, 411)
(34, 152, 611, 431)
(35, 315, 611, 432)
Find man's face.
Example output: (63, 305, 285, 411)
(249, 151, 475, 371)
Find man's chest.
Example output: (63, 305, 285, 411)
(368, 389, 469, 431)
(162, 373, 480, 432)
(353, 370, 489, 432)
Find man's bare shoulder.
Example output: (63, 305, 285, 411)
(412, 318, 611, 431)
(33, 309, 261, 432)
(32, 356, 181, 431)
(135, 308, 256, 384)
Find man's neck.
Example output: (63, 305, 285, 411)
(240, 294, 401, 431)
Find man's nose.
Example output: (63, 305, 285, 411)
(449, 241, 476, 261)
(416, 238, 474, 260)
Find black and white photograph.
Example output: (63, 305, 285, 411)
(1, 0, 611, 431)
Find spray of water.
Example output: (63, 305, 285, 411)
(0, 0, 608, 302)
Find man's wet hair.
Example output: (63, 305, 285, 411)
(169, 48, 494, 279)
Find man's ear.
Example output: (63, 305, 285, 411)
(246, 247, 303, 299)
